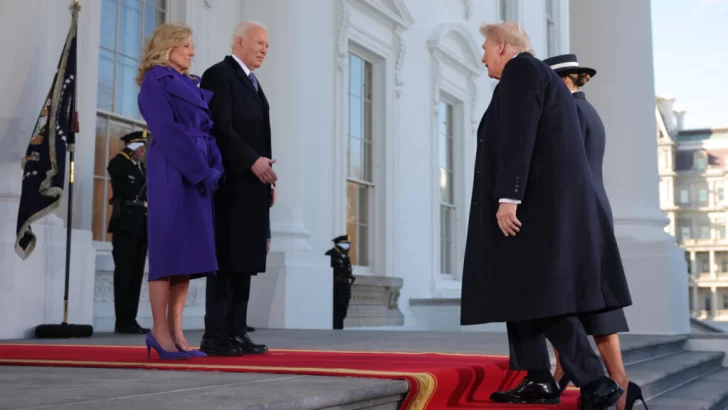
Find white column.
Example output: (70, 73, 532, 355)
(570, 0, 690, 334)
(235, 0, 335, 329)
(691, 285, 699, 316)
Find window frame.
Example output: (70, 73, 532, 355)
(346, 51, 375, 269)
(92, 0, 166, 246)
(438, 100, 456, 276)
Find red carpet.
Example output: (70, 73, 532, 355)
(0, 344, 578, 409)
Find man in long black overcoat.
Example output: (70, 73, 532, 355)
(459, 22, 633, 408)
(199, 21, 275, 356)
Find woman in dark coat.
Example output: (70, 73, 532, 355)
(543, 54, 646, 410)
(136, 23, 223, 360)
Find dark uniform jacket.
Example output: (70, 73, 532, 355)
(107, 149, 147, 238)
(200, 56, 273, 274)
(459, 53, 632, 325)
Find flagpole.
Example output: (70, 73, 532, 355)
(34, 0, 93, 339)
(62, 0, 80, 325)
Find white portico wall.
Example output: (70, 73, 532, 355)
(0, 0, 96, 339)
(570, 0, 690, 334)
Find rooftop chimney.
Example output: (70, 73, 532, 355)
(656, 92, 676, 132)
(673, 104, 686, 131)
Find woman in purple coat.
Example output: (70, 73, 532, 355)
(136, 23, 223, 360)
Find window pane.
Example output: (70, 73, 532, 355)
(94, 116, 109, 177)
(699, 189, 708, 203)
(118, 0, 143, 59)
(92, 178, 110, 241)
(358, 184, 368, 225)
(346, 181, 358, 226)
(441, 238, 451, 274)
(97, 48, 115, 111)
(358, 224, 369, 266)
(346, 222, 358, 265)
(348, 96, 361, 139)
(348, 137, 362, 179)
(145, 0, 166, 10)
(100, 0, 117, 50)
(349, 55, 361, 98)
(363, 140, 372, 182)
(114, 54, 141, 118)
(143, 3, 164, 44)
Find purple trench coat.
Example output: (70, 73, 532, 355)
(137, 65, 223, 281)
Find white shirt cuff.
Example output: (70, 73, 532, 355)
(499, 198, 522, 204)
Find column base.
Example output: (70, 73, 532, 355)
(0, 209, 96, 339)
(271, 222, 314, 253)
(248, 251, 332, 329)
(620, 238, 690, 334)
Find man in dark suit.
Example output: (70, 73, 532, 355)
(199, 20, 275, 356)
(107, 130, 150, 335)
(459, 22, 632, 409)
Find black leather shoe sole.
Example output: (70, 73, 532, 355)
(490, 393, 561, 404)
(199, 346, 243, 356)
(240, 346, 268, 355)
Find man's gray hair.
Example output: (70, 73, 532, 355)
(231, 20, 267, 48)
(480, 21, 534, 55)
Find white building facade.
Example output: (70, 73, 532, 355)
(0, 0, 689, 339)
(656, 95, 728, 323)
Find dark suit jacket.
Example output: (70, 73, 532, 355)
(107, 149, 147, 238)
(200, 56, 272, 274)
(460, 52, 632, 325)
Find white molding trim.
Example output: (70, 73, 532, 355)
(427, 23, 484, 292)
(359, 0, 414, 30)
(426, 23, 483, 78)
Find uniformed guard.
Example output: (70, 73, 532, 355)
(325, 235, 356, 329)
(108, 130, 150, 334)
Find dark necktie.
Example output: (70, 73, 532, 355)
(249, 72, 259, 92)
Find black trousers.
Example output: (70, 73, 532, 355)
(203, 272, 252, 340)
(506, 315, 604, 387)
(111, 231, 147, 327)
(333, 282, 352, 329)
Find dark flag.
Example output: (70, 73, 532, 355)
(15, 5, 79, 260)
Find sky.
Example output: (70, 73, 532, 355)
(651, 0, 728, 129)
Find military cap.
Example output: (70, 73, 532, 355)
(121, 130, 150, 144)
(332, 234, 350, 244)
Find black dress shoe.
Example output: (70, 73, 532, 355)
(490, 377, 560, 404)
(199, 337, 243, 356)
(231, 334, 268, 354)
(580, 376, 624, 410)
(246, 326, 256, 332)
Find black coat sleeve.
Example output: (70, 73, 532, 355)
(493, 57, 546, 201)
(107, 155, 126, 199)
(200, 66, 260, 178)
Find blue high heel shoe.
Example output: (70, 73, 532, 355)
(145, 333, 189, 360)
(175, 343, 207, 358)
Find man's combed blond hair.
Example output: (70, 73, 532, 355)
(479, 21, 534, 55)
(135, 23, 194, 87)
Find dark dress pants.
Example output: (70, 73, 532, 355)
(112, 232, 147, 327)
(507, 315, 605, 387)
(203, 271, 252, 340)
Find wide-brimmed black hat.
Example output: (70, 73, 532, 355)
(542, 54, 596, 77)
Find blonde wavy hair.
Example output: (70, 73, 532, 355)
(479, 21, 535, 55)
(136, 23, 194, 87)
